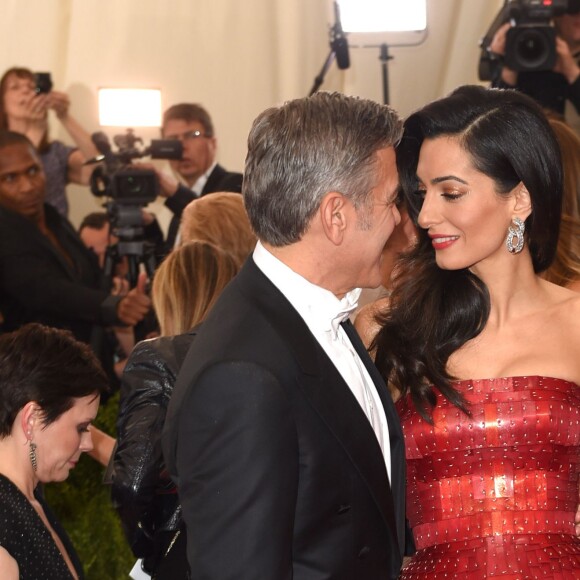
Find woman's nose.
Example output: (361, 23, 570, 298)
(417, 191, 437, 230)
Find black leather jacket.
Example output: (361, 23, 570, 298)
(110, 331, 196, 565)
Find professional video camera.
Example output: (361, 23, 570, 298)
(88, 129, 182, 288)
(478, 0, 580, 80)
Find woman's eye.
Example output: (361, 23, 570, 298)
(442, 192, 465, 200)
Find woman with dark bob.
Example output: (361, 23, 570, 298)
(356, 85, 580, 577)
(0, 323, 108, 579)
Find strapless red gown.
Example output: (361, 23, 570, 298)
(398, 376, 580, 579)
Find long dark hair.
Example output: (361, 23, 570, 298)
(372, 85, 563, 422)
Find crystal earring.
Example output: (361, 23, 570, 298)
(506, 217, 525, 254)
(29, 441, 38, 472)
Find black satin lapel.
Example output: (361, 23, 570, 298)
(342, 318, 406, 552)
(306, 358, 400, 544)
(238, 262, 399, 540)
(342, 320, 405, 446)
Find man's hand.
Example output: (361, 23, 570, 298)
(489, 22, 518, 86)
(116, 272, 151, 326)
(554, 36, 580, 84)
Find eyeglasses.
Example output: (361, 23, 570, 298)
(165, 129, 211, 142)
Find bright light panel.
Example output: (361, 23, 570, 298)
(338, 0, 427, 33)
(98, 88, 161, 127)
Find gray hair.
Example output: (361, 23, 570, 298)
(243, 91, 403, 246)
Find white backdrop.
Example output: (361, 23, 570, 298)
(0, 0, 503, 228)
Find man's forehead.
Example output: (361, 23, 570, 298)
(163, 118, 203, 132)
(0, 143, 41, 172)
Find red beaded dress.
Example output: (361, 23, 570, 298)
(399, 376, 580, 579)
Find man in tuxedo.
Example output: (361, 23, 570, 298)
(163, 92, 406, 579)
(156, 103, 243, 249)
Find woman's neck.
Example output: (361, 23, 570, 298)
(470, 251, 545, 328)
(7, 117, 46, 149)
(0, 443, 37, 502)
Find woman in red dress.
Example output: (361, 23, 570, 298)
(360, 85, 580, 578)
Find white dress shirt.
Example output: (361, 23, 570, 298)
(173, 162, 218, 248)
(253, 242, 391, 480)
(191, 161, 217, 197)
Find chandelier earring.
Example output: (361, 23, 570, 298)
(28, 439, 38, 472)
(505, 217, 525, 254)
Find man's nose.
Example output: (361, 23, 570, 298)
(18, 174, 37, 194)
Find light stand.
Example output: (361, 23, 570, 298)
(336, 0, 428, 105)
(309, 1, 350, 96)
(379, 43, 393, 105)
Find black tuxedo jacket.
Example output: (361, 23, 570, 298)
(164, 163, 243, 249)
(163, 258, 405, 579)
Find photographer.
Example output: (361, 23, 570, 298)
(154, 103, 243, 250)
(489, 9, 580, 117)
(0, 67, 99, 218)
(0, 130, 151, 387)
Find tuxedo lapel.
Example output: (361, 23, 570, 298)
(341, 319, 404, 448)
(341, 318, 406, 553)
(201, 164, 226, 196)
(238, 260, 400, 546)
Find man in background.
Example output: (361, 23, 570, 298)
(155, 103, 243, 248)
(0, 131, 151, 385)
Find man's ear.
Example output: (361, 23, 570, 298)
(320, 192, 347, 245)
(513, 182, 532, 221)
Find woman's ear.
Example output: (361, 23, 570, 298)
(320, 192, 347, 245)
(19, 402, 39, 440)
(513, 182, 532, 221)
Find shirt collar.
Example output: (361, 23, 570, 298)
(253, 241, 361, 339)
(191, 161, 217, 195)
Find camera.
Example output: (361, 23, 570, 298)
(88, 129, 182, 287)
(34, 72, 53, 94)
(505, 0, 570, 72)
(89, 129, 182, 205)
(479, 0, 580, 80)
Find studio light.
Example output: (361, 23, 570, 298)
(98, 88, 161, 127)
(334, 0, 428, 105)
(338, 0, 427, 33)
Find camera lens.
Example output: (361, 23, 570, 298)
(515, 29, 550, 68)
(505, 26, 556, 72)
(125, 176, 143, 194)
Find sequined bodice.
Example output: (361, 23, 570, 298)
(398, 376, 580, 578)
(0, 474, 79, 579)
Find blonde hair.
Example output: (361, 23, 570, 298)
(152, 240, 239, 336)
(544, 118, 580, 289)
(180, 192, 256, 267)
